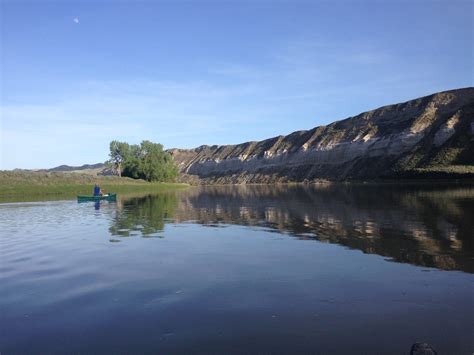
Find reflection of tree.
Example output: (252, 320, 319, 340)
(109, 193, 178, 237)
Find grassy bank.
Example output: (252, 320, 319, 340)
(0, 171, 188, 202)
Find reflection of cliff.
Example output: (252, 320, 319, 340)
(172, 185, 474, 273)
(109, 193, 178, 237)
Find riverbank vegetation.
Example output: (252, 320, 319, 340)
(0, 171, 187, 202)
(108, 140, 179, 182)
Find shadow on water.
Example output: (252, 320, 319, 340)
(112, 183, 474, 273)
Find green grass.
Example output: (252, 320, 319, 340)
(0, 171, 188, 202)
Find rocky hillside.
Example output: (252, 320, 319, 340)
(170, 88, 474, 183)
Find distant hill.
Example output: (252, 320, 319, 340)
(17, 163, 116, 176)
(7, 163, 115, 176)
(170, 87, 474, 183)
(47, 163, 106, 172)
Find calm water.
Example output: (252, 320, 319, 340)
(1, 184, 473, 354)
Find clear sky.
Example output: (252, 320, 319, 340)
(1, 0, 472, 169)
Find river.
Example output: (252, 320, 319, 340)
(1, 184, 473, 354)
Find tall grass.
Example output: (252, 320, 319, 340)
(0, 171, 188, 202)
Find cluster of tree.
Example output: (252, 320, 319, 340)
(108, 140, 179, 182)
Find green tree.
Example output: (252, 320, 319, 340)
(122, 144, 141, 179)
(108, 141, 130, 177)
(138, 140, 179, 182)
(108, 140, 179, 182)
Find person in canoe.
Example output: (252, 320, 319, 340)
(93, 183, 105, 196)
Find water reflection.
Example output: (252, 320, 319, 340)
(109, 193, 177, 237)
(111, 184, 474, 272)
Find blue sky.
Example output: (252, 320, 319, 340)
(1, 0, 472, 169)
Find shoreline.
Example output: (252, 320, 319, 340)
(2, 173, 473, 203)
(0, 171, 188, 203)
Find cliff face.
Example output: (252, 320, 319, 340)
(169, 88, 474, 183)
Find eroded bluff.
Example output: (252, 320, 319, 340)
(169, 88, 474, 184)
